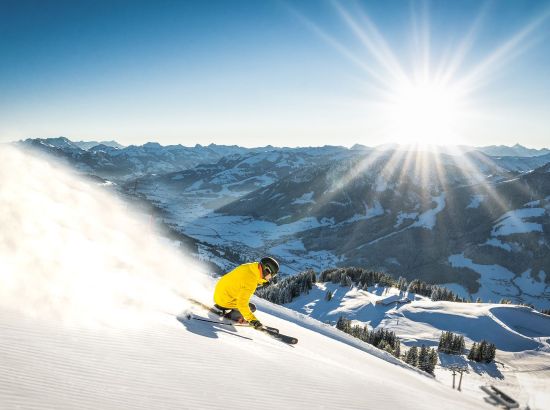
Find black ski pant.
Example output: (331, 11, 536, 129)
(214, 303, 256, 322)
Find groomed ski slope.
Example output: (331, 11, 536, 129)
(0, 147, 487, 409)
(0, 301, 487, 410)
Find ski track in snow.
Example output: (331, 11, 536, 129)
(0, 306, 488, 410)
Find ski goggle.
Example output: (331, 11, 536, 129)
(263, 265, 277, 277)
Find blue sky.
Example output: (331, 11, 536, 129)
(1, 0, 549, 148)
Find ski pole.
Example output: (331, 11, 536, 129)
(186, 315, 250, 327)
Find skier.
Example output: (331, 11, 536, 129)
(213, 256, 279, 330)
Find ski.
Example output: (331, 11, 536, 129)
(262, 327, 298, 345)
(187, 313, 249, 327)
(186, 298, 298, 345)
(187, 298, 227, 316)
(480, 385, 519, 408)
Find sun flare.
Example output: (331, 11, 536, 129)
(382, 80, 465, 147)
(303, 1, 549, 150)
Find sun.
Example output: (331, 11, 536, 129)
(382, 80, 464, 147)
(299, 0, 546, 149)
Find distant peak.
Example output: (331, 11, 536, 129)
(351, 144, 370, 150)
(143, 142, 162, 148)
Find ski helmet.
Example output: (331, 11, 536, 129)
(260, 256, 279, 277)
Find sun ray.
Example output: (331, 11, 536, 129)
(438, 1, 492, 85)
(286, 6, 388, 86)
(396, 149, 418, 189)
(303, 148, 386, 219)
(457, 8, 550, 93)
(332, 1, 409, 84)
(409, 0, 431, 83)
(445, 150, 514, 222)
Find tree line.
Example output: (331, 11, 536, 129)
(438, 330, 496, 363)
(257, 266, 468, 306)
(336, 317, 401, 360)
(403, 345, 438, 374)
(438, 331, 465, 355)
(336, 317, 438, 374)
(320, 267, 397, 289)
(321, 267, 468, 303)
(468, 340, 496, 363)
(255, 269, 316, 304)
(258, 265, 550, 313)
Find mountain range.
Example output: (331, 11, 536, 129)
(13, 137, 550, 309)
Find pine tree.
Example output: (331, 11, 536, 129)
(438, 331, 449, 353)
(479, 340, 488, 362)
(378, 340, 389, 352)
(393, 340, 401, 358)
(405, 346, 419, 367)
(397, 276, 407, 291)
(325, 289, 333, 301)
(468, 342, 477, 360)
(486, 343, 496, 363)
(383, 342, 394, 355)
(437, 331, 465, 355)
(458, 335, 465, 355)
(336, 316, 351, 333)
(418, 345, 429, 372)
(428, 349, 438, 374)
(451, 334, 464, 354)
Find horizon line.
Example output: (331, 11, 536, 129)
(7, 136, 550, 152)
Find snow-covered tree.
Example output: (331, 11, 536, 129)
(405, 346, 418, 367)
(468, 343, 477, 361)
(428, 349, 438, 373)
(438, 331, 465, 355)
(418, 345, 429, 372)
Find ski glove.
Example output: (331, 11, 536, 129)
(249, 320, 263, 330)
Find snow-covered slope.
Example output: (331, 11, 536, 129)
(0, 146, 486, 409)
(1, 301, 490, 410)
(284, 282, 550, 408)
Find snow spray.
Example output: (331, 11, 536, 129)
(0, 146, 213, 327)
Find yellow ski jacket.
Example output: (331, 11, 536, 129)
(213, 262, 267, 322)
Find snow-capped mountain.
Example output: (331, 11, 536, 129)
(12, 138, 550, 309)
(476, 143, 550, 157)
(490, 153, 550, 172)
(126, 147, 353, 218)
(165, 149, 549, 308)
(73, 139, 125, 150)
(16, 137, 260, 180)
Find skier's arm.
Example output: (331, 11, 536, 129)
(236, 285, 257, 322)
